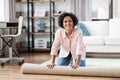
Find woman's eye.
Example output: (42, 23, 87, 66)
(69, 20, 72, 22)
(64, 21, 67, 23)
(64, 20, 72, 23)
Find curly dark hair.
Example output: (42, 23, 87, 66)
(58, 12, 78, 28)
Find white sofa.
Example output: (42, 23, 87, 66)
(80, 18, 120, 53)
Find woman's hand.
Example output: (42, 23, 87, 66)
(70, 64, 79, 69)
(47, 55, 56, 69)
(47, 63, 56, 69)
(70, 55, 81, 69)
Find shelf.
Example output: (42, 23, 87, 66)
(29, 1, 51, 3)
(52, 32, 55, 34)
(23, 16, 51, 19)
(16, 0, 65, 3)
(19, 1, 27, 3)
(22, 32, 28, 35)
(30, 32, 50, 34)
(53, 13, 60, 18)
(16, 0, 27, 3)
(29, 16, 49, 19)
(26, 0, 59, 52)
(30, 0, 65, 3)
(31, 48, 50, 51)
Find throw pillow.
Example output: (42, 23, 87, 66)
(77, 22, 90, 36)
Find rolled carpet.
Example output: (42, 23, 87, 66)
(21, 63, 120, 77)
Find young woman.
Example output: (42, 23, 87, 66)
(47, 12, 86, 69)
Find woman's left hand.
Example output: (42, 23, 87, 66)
(70, 64, 79, 69)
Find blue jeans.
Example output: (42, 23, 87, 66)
(57, 52, 86, 67)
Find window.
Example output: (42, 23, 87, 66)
(0, 0, 5, 21)
(91, 0, 109, 21)
(113, 0, 120, 18)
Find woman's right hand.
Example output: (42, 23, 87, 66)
(47, 63, 56, 69)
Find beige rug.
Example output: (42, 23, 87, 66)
(21, 58, 120, 77)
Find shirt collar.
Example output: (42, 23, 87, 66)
(63, 29, 75, 39)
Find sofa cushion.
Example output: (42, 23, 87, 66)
(105, 36, 120, 45)
(76, 23, 90, 36)
(80, 21, 109, 36)
(109, 18, 120, 36)
(83, 36, 105, 45)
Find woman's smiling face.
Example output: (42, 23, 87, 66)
(63, 16, 74, 31)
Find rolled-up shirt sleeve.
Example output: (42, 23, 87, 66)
(50, 29, 61, 56)
(76, 32, 85, 56)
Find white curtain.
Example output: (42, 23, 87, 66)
(4, 0, 16, 22)
(70, 0, 92, 21)
(9, 0, 16, 22)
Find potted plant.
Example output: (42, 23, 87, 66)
(22, 25, 26, 32)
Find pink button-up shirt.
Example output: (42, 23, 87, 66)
(50, 28, 86, 60)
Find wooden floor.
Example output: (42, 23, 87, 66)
(0, 52, 119, 80)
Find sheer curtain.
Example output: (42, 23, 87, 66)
(70, 0, 92, 21)
(4, 0, 16, 22)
